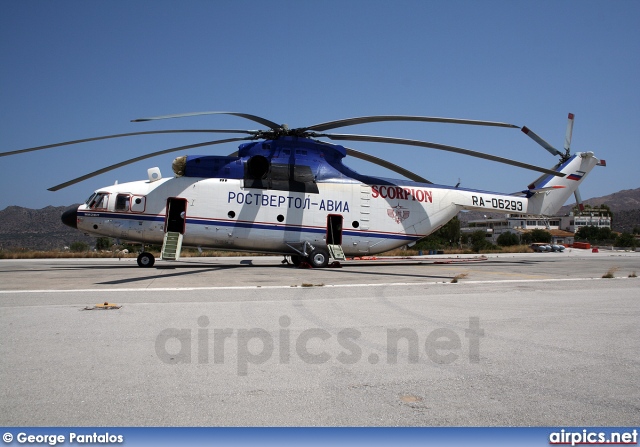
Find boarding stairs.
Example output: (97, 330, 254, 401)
(327, 244, 346, 261)
(161, 231, 183, 261)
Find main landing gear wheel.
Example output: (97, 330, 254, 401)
(290, 255, 302, 267)
(308, 247, 330, 268)
(137, 252, 155, 268)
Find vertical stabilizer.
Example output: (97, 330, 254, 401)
(526, 152, 599, 216)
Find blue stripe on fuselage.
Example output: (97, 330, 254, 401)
(78, 211, 420, 242)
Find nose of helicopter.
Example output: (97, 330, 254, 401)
(61, 205, 78, 229)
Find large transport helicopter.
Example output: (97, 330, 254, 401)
(1, 112, 604, 268)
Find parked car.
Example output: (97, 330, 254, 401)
(531, 243, 550, 252)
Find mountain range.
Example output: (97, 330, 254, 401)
(1, 187, 639, 250)
(0, 205, 94, 251)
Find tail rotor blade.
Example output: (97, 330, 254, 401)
(521, 126, 563, 157)
(564, 113, 575, 152)
(574, 188, 584, 212)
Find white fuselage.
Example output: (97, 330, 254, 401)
(74, 151, 598, 256)
(76, 176, 474, 255)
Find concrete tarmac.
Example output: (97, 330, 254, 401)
(1, 251, 639, 426)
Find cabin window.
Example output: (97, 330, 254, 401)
(130, 196, 146, 213)
(115, 194, 131, 212)
(88, 192, 109, 210)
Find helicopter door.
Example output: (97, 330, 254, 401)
(326, 214, 343, 245)
(326, 214, 346, 261)
(165, 198, 187, 234)
(162, 198, 187, 261)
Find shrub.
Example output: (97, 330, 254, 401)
(497, 232, 520, 246)
(614, 232, 637, 248)
(95, 237, 112, 250)
(70, 241, 90, 252)
(470, 230, 492, 253)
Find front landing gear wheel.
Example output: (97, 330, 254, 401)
(308, 247, 330, 268)
(137, 252, 155, 268)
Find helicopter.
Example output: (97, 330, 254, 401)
(1, 112, 604, 268)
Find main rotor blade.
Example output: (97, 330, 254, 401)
(521, 126, 562, 157)
(306, 115, 519, 132)
(320, 133, 564, 177)
(48, 137, 251, 191)
(0, 129, 256, 158)
(344, 147, 432, 183)
(131, 111, 281, 130)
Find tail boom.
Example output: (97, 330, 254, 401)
(451, 152, 599, 217)
(525, 152, 599, 216)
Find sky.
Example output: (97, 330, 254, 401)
(1, 0, 639, 210)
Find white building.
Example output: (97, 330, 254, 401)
(563, 211, 612, 233)
(461, 208, 611, 245)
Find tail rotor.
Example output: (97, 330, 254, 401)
(522, 112, 585, 211)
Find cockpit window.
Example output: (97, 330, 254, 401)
(84, 193, 97, 206)
(115, 194, 131, 212)
(88, 192, 109, 210)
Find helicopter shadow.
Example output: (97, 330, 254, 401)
(95, 265, 247, 285)
(45, 256, 555, 286)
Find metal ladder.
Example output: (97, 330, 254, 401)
(161, 231, 183, 260)
(326, 217, 346, 261)
(327, 244, 346, 261)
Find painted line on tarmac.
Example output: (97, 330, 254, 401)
(0, 276, 633, 294)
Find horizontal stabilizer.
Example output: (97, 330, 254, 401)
(511, 185, 566, 198)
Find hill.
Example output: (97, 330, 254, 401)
(0, 205, 94, 250)
(557, 188, 640, 214)
(557, 187, 640, 233)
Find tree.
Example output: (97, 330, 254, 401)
(598, 227, 613, 240)
(70, 241, 89, 252)
(575, 226, 613, 243)
(529, 229, 552, 243)
(575, 226, 596, 241)
(416, 216, 461, 250)
(96, 237, 112, 250)
(470, 230, 491, 253)
(497, 231, 520, 246)
(615, 233, 637, 248)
